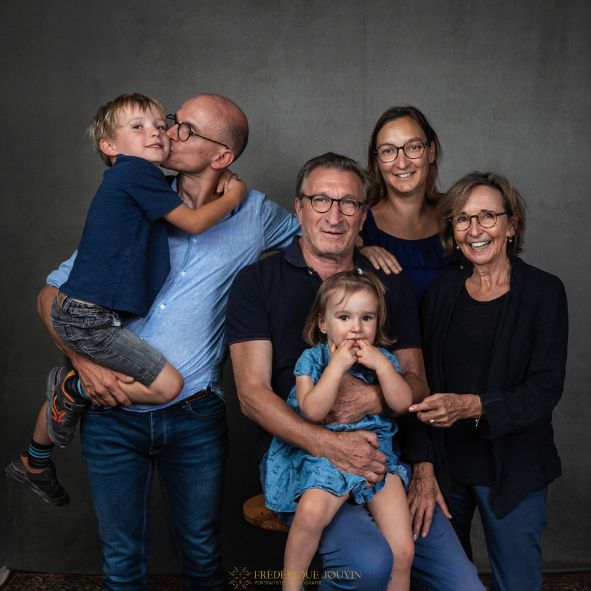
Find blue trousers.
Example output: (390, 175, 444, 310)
(317, 502, 484, 590)
(449, 483, 548, 591)
(80, 392, 228, 591)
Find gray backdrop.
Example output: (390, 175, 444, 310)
(1, 0, 590, 577)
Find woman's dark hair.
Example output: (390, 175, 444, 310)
(438, 171, 526, 257)
(367, 105, 442, 206)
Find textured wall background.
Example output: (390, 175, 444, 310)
(1, 0, 589, 576)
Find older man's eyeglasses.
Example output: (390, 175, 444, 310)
(300, 194, 366, 216)
(166, 114, 229, 149)
(450, 210, 508, 231)
(375, 141, 429, 163)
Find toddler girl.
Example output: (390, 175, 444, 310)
(264, 269, 415, 590)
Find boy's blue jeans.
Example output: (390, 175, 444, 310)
(80, 391, 228, 591)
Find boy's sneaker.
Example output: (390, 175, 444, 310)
(46, 366, 89, 447)
(5, 456, 70, 506)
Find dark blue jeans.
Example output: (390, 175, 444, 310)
(261, 456, 483, 591)
(449, 483, 548, 591)
(80, 391, 228, 591)
(317, 503, 484, 590)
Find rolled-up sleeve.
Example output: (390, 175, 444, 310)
(46, 250, 77, 288)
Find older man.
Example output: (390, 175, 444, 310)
(226, 153, 484, 590)
(36, 94, 300, 591)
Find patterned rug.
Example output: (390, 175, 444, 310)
(2, 570, 591, 590)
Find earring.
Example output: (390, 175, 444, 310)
(455, 244, 460, 250)
(508, 238, 513, 244)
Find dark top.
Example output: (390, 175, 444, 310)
(61, 155, 183, 316)
(360, 208, 456, 304)
(421, 257, 568, 517)
(226, 237, 422, 459)
(443, 286, 507, 485)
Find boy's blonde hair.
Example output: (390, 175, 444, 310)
(88, 93, 165, 166)
(303, 270, 394, 347)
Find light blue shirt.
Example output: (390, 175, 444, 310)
(47, 186, 300, 412)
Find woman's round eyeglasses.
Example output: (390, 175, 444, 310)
(450, 210, 508, 231)
(375, 141, 428, 163)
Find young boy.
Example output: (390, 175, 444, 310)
(6, 93, 246, 506)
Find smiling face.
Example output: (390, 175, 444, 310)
(319, 287, 378, 347)
(375, 116, 435, 199)
(295, 166, 367, 263)
(100, 105, 169, 165)
(454, 185, 515, 269)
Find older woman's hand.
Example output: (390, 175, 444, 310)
(409, 393, 482, 428)
(407, 462, 452, 539)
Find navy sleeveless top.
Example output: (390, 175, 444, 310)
(361, 208, 456, 304)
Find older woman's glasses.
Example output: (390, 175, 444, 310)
(375, 141, 428, 163)
(451, 210, 508, 231)
(300, 194, 366, 216)
(165, 114, 229, 148)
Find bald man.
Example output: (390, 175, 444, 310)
(37, 94, 300, 591)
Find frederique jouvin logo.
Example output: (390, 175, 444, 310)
(228, 566, 362, 589)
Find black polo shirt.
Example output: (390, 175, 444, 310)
(226, 238, 422, 456)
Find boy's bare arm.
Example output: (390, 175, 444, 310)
(164, 176, 246, 234)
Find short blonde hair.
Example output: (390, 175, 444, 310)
(88, 93, 165, 166)
(303, 270, 394, 347)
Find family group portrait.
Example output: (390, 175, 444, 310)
(1, 1, 589, 590)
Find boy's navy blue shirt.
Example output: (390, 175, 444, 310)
(61, 155, 183, 316)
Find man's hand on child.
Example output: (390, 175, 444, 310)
(71, 353, 133, 407)
(320, 429, 387, 484)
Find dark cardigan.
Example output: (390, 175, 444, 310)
(421, 256, 568, 518)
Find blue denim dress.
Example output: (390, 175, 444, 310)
(264, 343, 409, 513)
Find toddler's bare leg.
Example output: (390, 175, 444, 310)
(368, 474, 415, 591)
(283, 489, 349, 591)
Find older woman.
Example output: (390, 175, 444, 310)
(361, 106, 456, 302)
(410, 172, 568, 590)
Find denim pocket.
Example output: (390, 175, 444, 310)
(184, 392, 225, 419)
(61, 297, 100, 316)
(53, 297, 121, 330)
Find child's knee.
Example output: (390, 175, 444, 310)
(151, 365, 183, 403)
(393, 540, 415, 572)
(295, 493, 333, 530)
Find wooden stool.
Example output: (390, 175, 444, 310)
(243, 493, 289, 532)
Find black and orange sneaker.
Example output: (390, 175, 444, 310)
(46, 366, 88, 447)
(5, 456, 70, 506)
